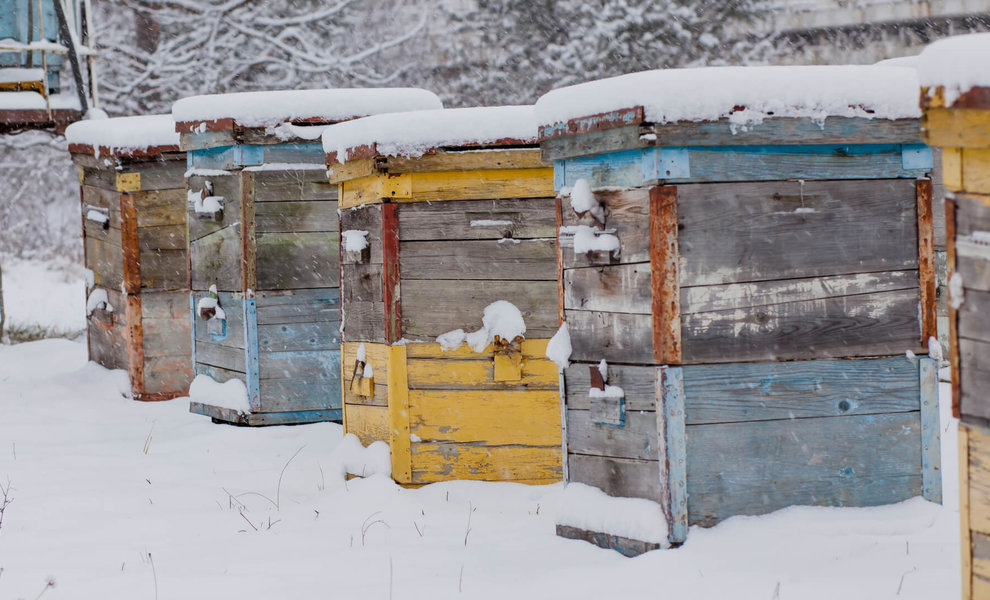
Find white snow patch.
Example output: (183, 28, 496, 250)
(589, 385, 625, 398)
(536, 65, 921, 131)
(436, 301, 526, 353)
(436, 329, 466, 352)
(65, 114, 179, 153)
(185, 168, 231, 177)
(85, 288, 111, 315)
(356, 342, 367, 363)
(334, 433, 391, 478)
(950, 271, 965, 309)
(918, 33, 990, 105)
(362, 362, 374, 379)
(172, 88, 442, 128)
(323, 105, 538, 162)
(195, 196, 224, 215)
(341, 230, 370, 252)
(929, 336, 944, 362)
(243, 162, 326, 172)
(569, 179, 604, 222)
(188, 374, 249, 413)
(85, 209, 109, 225)
(571, 225, 620, 255)
(546, 322, 572, 369)
(556, 482, 670, 546)
(470, 219, 514, 227)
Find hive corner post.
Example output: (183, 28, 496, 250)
(67, 114, 193, 403)
(544, 64, 938, 553)
(327, 105, 562, 486)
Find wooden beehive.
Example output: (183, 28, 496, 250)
(918, 34, 990, 600)
(325, 106, 563, 484)
(66, 114, 192, 401)
(538, 65, 943, 554)
(175, 89, 442, 426)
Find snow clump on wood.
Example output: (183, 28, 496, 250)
(437, 300, 526, 353)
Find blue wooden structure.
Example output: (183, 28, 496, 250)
(177, 89, 441, 426)
(540, 68, 942, 554)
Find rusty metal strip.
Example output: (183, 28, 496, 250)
(125, 294, 145, 398)
(555, 196, 565, 326)
(917, 178, 938, 349)
(241, 171, 257, 293)
(120, 193, 141, 294)
(382, 203, 402, 344)
(946, 197, 961, 419)
(650, 186, 681, 365)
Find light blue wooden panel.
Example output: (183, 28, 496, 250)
(681, 356, 920, 425)
(190, 401, 341, 426)
(684, 410, 922, 527)
(262, 143, 325, 165)
(259, 349, 342, 412)
(257, 320, 340, 352)
(188, 145, 264, 170)
(555, 144, 931, 189)
(658, 366, 688, 545)
(243, 298, 261, 412)
(919, 357, 942, 504)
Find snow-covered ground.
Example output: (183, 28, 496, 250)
(0, 262, 961, 599)
(1, 258, 86, 333)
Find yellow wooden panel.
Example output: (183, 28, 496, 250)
(964, 149, 990, 196)
(973, 575, 990, 600)
(328, 157, 379, 183)
(405, 357, 558, 391)
(405, 168, 553, 203)
(387, 344, 412, 483)
(408, 389, 561, 446)
(116, 172, 141, 192)
(384, 149, 547, 174)
(344, 404, 390, 447)
(404, 338, 550, 360)
(410, 444, 562, 484)
(965, 425, 974, 598)
(923, 108, 990, 149)
(969, 425, 990, 535)
(339, 175, 386, 209)
(945, 148, 964, 192)
(341, 341, 390, 407)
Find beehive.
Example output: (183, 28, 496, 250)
(175, 88, 442, 426)
(324, 106, 562, 484)
(66, 114, 192, 401)
(918, 33, 990, 599)
(537, 65, 942, 554)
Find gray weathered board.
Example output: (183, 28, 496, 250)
(561, 179, 924, 364)
(955, 195, 990, 423)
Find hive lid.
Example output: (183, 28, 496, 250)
(918, 33, 990, 108)
(323, 105, 538, 164)
(65, 114, 180, 157)
(535, 65, 922, 141)
(171, 88, 443, 130)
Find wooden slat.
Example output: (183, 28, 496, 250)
(342, 300, 386, 343)
(120, 193, 141, 295)
(340, 203, 384, 265)
(948, 197, 962, 418)
(398, 238, 556, 281)
(134, 189, 186, 228)
(85, 236, 124, 290)
(922, 107, 990, 149)
(192, 292, 245, 349)
(388, 344, 412, 483)
(566, 407, 658, 461)
(404, 338, 549, 359)
(685, 411, 922, 527)
(567, 454, 660, 501)
(251, 168, 337, 202)
(385, 149, 546, 173)
(410, 444, 561, 484)
(961, 424, 973, 600)
(405, 168, 553, 203)
(186, 173, 242, 243)
(327, 157, 379, 184)
(408, 390, 561, 446)
(555, 524, 660, 558)
(401, 279, 558, 340)
(650, 186, 681, 364)
(255, 232, 339, 290)
(960, 338, 990, 423)
(190, 225, 243, 292)
(396, 197, 556, 241)
(255, 200, 338, 233)
(124, 294, 144, 397)
(257, 321, 339, 353)
(973, 532, 990, 598)
(406, 357, 558, 391)
(657, 366, 687, 543)
(565, 309, 653, 365)
(560, 188, 651, 269)
(918, 179, 938, 349)
(255, 288, 340, 324)
(344, 404, 390, 447)
(919, 357, 942, 503)
(382, 203, 401, 343)
(258, 353, 342, 413)
(969, 425, 990, 535)
(555, 197, 565, 324)
(241, 172, 257, 293)
(341, 341, 390, 408)
(564, 362, 657, 411)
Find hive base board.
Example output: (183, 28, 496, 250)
(190, 401, 342, 426)
(556, 524, 663, 557)
(133, 391, 184, 402)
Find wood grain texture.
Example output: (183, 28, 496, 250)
(344, 403, 390, 449)
(918, 179, 938, 348)
(565, 309, 653, 364)
(410, 444, 561, 484)
(961, 424, 973, 600)
(190, 225, 243, 292)
(948, 197, 962, 418)
(406, 356, 558, 391)
(382, 203, 402, 343)
(922, 107, 990, 150)
(388, 344, 412, 483)
(657, 366, 688, 543)
(119, 193, 141, 295)
(567, 454, 660, 502)
(186, 173, 242, 243)
(398, 239, 556, 281)
(255, 232, 339, 290)
(555, 524, 660, 558)
(968, 424, 990, 536)
(385, 149, 546, 173)
(556, 197, 565, 325)
(560, 188, 651, 269)
(407, 390, 561, 446)
(650, 186, 681, 365)
(919, 357, 942, 504)
(341, 342, 390, 408)
(396, 197, 556, 241)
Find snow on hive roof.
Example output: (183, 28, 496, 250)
(322, 105, 538, 162)
(535, 65, 921, 135)
(171, 88, 443, 127)
(0, 91, 82, 110)
(918, 33, 990, 105)
(65, 114, 180, 154)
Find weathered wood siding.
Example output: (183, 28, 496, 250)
(562, 179, 926, 365)
(76, 151, 192, 400)
(953, 194, 990, 426)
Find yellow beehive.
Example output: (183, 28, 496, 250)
(919, 33, 990, 599)
(324, 106, 562, 485)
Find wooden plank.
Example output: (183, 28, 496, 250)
(396, 197, 556, 241)
(255, 200, 338, 233)
(960, 338, 990, 423)
(567, 454, 660, 501)
(190, 225, 243, 292)
(657, 366, 688, 544)
(650, 186, 681, 365)
(339, 175, 389, 209)
(956, 193, 990, 237)
(565, 362, 657, 411)
(388, 344, 412, 483)
(944, 147, 964, 192)
(241, 172, 257, 293)
(401, 279, 559, 340)
(918, 179, 938, 349)
(255, 232, 339, 290)
(192, 292, 245, 349)
(262, 143, 326, 166)
(685, 411, 922, 527)
(540, 107, 645, 142)
(405, 339, 549, 359)
(961, 425, 973, 600)
(560, 188, 651, 268)
(399, 239, 556, 281)
(555, 524, 660, 558)
(344, 404, 390, 447)
(340, 203, 384, 265)
(251, 169, 336, 202)
(974, 531, 990, 598)
(258, 354, 342, 413)
(382, 203, 402, 343)
(134, 189, 186, 228)
(341, 263, 384, 303)
(410, 444, 561, 484)
(922, 107, 990, 149)
(137, 249, 188, 292)
(919, 357, 942, 504)
(85, 236, 124, 290)
(124, 294, 145, 397)
(408, 390, 561, 446)
(341, 341, 390, 408)
(555, 197, 565, 325)
(959, 289, 990, 344)
(405, 356, 557, 391)
(141, 292, 192, 358)
(541, 125, 649, 164)
(565, 309, 653, 365)
(118, 161, 187, 192)
(968, 424, 990, 535)
(255, 289, 340, 325)
(186, 173, 241, 243)
(141, 354, 194, 398)
(566, 407, 658, 461)
(327, 157, 380, 184)
(257, 321, 340, 353)
(342, 300, 386, 343)
(195, 340, 245, 373)
(948, 197, 962, 418)
(385, 149, 546, 174)
(190, 402, 341, 426)
(137, 225, 186, 252)
(119, 193, 141, 294)
(962, 148, 990, 196)
(404, 168, 554, 203)
(677, 179, 919, 286)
